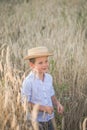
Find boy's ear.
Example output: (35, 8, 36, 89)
(29, 62, 35, 68)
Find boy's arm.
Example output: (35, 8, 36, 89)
(51, 95, 64, 114)
(29, 102, 53, 114)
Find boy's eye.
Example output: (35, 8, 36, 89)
(45, 60, 48, 63)
(38, 61, 48, 64)
(38, 62, 43, 64)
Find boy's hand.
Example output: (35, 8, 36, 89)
(30, 103, 54, 114)
(57, 103, 64, 114)
(45, 106, 54, 114)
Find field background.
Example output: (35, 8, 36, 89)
(0, 0, 87, 130)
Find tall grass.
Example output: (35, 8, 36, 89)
(0, 0, 87, 129)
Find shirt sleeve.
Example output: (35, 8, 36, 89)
(21, 79, 32, 103)
(50, 75, 55, 96)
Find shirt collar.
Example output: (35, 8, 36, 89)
(30, 71, 46, 81)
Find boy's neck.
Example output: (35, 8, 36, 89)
(32, 70, 45, 81)
(39, 73, 45, 81)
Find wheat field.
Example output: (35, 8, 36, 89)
(0, 0, 87, 130)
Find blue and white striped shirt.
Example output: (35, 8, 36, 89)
(21, 71, 55, 122)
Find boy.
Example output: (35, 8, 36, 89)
(21, 46, 64, 130)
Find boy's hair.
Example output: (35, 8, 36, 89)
(29, 58, 36, 64)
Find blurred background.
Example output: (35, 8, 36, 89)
(0, 0, 87, 130)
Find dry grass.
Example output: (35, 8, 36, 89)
(82, 118, 87, 130)
(0, 0, 87, 130)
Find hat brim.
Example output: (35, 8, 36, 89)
(24, 53, 53, 60)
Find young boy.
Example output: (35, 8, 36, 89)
(21, 46, 64, 130)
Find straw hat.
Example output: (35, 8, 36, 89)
(24, 46, 53, 60)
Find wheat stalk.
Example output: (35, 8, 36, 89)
(82, 118, 87, 130)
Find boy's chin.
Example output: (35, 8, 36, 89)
(43, 70, 48, 73)
(38, 69, 48, 74)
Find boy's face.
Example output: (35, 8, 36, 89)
(30, 56, 49, 74)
